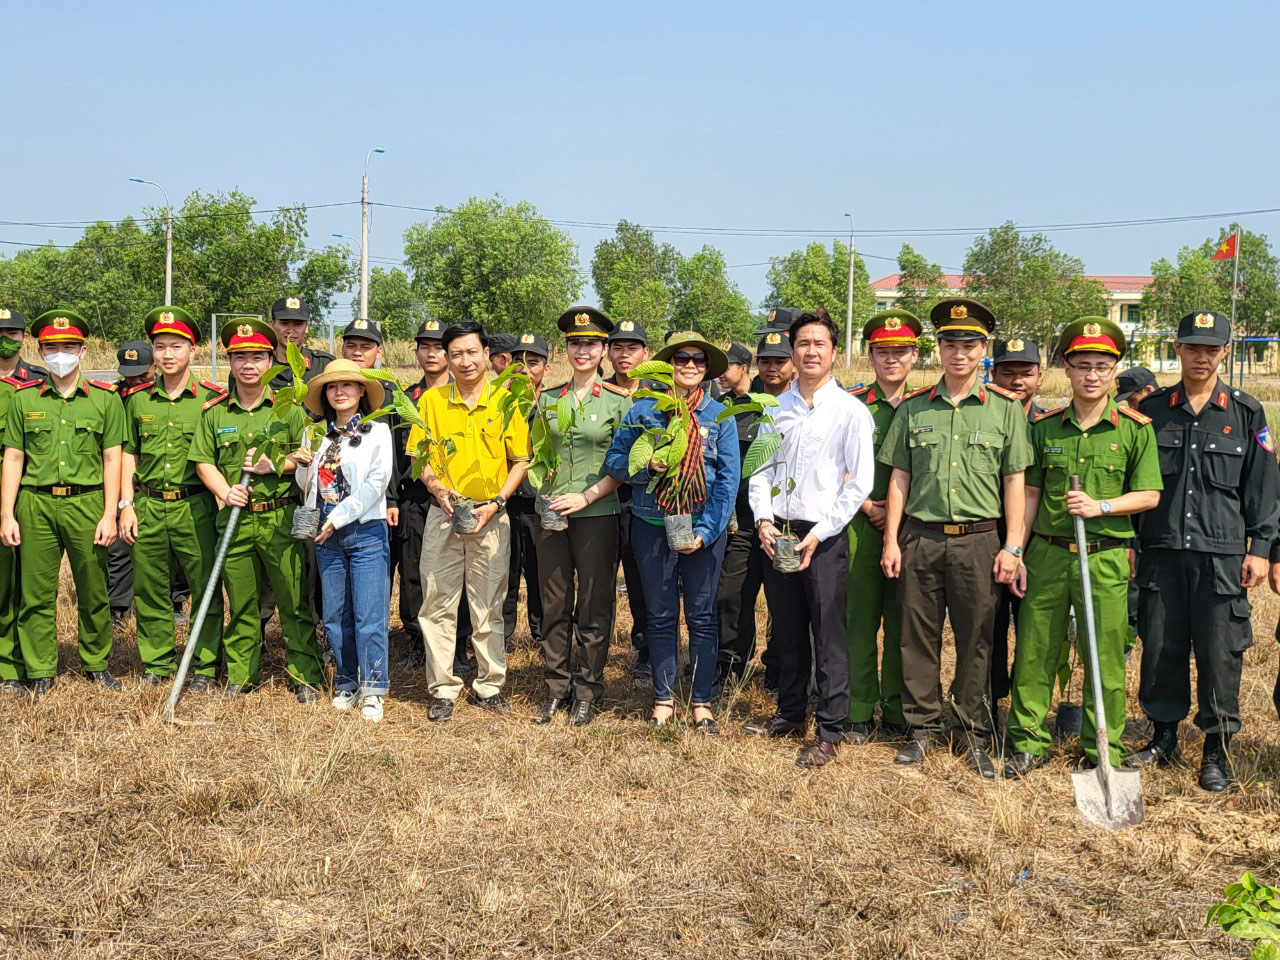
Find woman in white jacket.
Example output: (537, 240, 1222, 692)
(294, 360, 393, 721)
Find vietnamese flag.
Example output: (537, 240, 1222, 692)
(1211, 233, 1238, 261)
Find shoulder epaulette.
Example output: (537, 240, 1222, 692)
(311, 349, 335, 363)
(121, 382, 151, 398)
(986, 383, 1018, 401)
(1118, 406, 1152, 425)
(906, 384, 933, 399)
(849, 385, 871, 397)
(201, 379, 227, 395)
(1227, 388, 1262, 413)
(1035, 406, 1065, 422)
(87, 378, 117, 393)
(0, 375, 21, 388)
(601, 381, 629, 396)
(202, 392, 230, 411)
(546, 382, 569, 396)
(13, 378, 41, 391)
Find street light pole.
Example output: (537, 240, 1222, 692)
(360, 147, 386, 324)
(130, 178, 173, 304)
(331, 233, 360, 354)
(844, 212, 856, 360)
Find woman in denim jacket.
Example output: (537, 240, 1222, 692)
(603, 332, 740, 733)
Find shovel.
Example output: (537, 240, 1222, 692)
(1068, 476, 1144, 829)
(163, 471, 250, 723)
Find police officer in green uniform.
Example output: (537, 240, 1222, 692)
(1003, 318, 1163, 777)
(0, 309, 125, 697)
(0, 308, 47, 382)
(879, 299, 1033, 777)
(118, 308, 226, 687)
(0, 373, 24, 692)
(1126, 310, 1280, 791)
(190, 318, 322, 701)
(845, 308, 922, 741)
(531, 307, 632, 725)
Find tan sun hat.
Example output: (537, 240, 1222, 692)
(302, 358, 386, 415)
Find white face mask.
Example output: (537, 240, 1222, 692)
(44, 351, 81, 378)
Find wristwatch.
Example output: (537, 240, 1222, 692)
(1099, 500, 1113, 515)
(491, 495, 507, 511)
(117, 499, 135, 510)
(1002, 544, 1023, 558)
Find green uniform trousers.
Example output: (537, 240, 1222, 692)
(16, 489, 112, 678)
(0, 542, 19, 681)
(218, 503, 321, 688)
(1008, 537, 1128, 766)
(846, 512, 903, 726)
(134, 494, 223, 677)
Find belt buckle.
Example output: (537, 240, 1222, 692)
(162, 489, 181, 501)
(942, 523, 961, 535)
(52, 485, 71, 497)
(1068, 542, 1078, 553)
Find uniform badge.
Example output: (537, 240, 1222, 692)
(160, 311, 174, 323)
(1194, 312, 1215, 328)
(24, 411, 44, 420)
(520, 333, 535, 344)
(1223, 425, 1232, 434)
(1083, 323, 1101, 337)
(53, 317, 70, 330)
(237, 324, 253, 337)
(574, 313, 590, 326)
(286, 297, 301, 310)
(0, 309, 10, 320)
(125, 349, 138, 361)
(1007, 338, 1024, 352)
(765, 333, 782, 345)
(426, 320, 440, 331)
(1110, 442, 1118, 451)
(1257, 426, 1274, 453)
(620, 321, 635, 332)
(950, 305, 968, 320)
(590, 413, 598, 422)
(139, 414, 156, 423)
(218, 426, 237, 435)
(885, 317, 902, 330)
(1047, 445, 1064, 454)
(354, 319, 368, 329)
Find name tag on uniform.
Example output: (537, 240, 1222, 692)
(23, 411, 44, 420)
(139, 414, 156, 423)
(914, 424, 934, 434)
(218, 426, 238, 435)
(1046, 445, 1064, 454)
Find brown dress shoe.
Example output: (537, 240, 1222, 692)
(742, 715, 806, 738)
(796, 740, 839, 768)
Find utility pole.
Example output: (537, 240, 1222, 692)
(129, 178, 173, 304)
(360, 147, 386, 324)
(844, 212, 856, 359)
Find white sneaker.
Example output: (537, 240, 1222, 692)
(360, 695, 384, 723)
(332, 690, 358, 711)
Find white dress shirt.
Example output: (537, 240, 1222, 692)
(748, 377, 875, 542)
(296, 419, 393, 529)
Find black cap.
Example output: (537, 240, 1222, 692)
(341, 317, 383, 345)
(931, 298, 995, 340)
(1115, 366, 1158, 400)
(488, 333, 518, 356)
(607, 319, 648, 345)
(992, 337, 1041, 365)
(1176, 310, 1230, 346)
(414, 318, 445, 341)
(511, 332, 549, 360)
(755, 330, 792, 359)
(271, 295, 311, 323)
(0, 307, 26, 332)
(758, 306, 800, 335)
(116, 341, 154, 377)
(557, 305, 613, 339)
(725, 342, 752, 367)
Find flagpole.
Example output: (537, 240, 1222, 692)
(1228, 226, 1241, 387)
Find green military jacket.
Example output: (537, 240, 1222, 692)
(849, 382, 903, 502)
(124, 375, 227, 491)
(3, 375, 125, 487)
(879, 377, 1034, 523)
(0, 377, 17, 486)
(189, 388, 305, 502)
(1026, 398, 1163, 540)
(533, 376, 632, 518)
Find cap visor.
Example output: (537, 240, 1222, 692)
(117, 364, 151, 377)
(1176, 334, 1228, 345)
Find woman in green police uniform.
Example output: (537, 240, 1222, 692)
(530, 306, 632, 728)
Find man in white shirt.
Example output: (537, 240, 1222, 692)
(744, 308, 875, 767)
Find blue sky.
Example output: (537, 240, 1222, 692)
(4, 0, 1278, 313)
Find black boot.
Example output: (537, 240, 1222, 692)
(1198, 733, 1233, 793)
(1123, 720, 1180, 768)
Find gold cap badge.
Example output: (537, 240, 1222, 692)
(1007, 338, 1024, 352)
(159, 311, 174, 323)
(765, 333, 782, 345)
(520, 333, 535, 344)
(1083, 323, 1101, 337)
(237, 324, 253, 337)
(574, 313, 590, 327)
(124, 349, 138, 361)
(426, 320, 439, 331)
(285, 297, 300, 310)
(1194, 312, 1215, 328)
(884, 316, 902, 330)
(620, 320, 634, 331)
(768, 309, 776, 322)
(354, 319, 368, 329)
(950, 305, 968, 320)
(53, 317, 70, 329)
(0, 309, 10, 321)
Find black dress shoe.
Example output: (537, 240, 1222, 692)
(532, 697, 568, 725)
(295, 685, 320, 705)
(140, 673, 165, 687)
(187, 674, 216, 693)
(1003, 751, 1049, 779)
(428, 697, 455, 722)
(568, 700, 595, 727)
(27, 678, 53, 699)
(86, 670, 122, 692)
(895, 738, 929, 765)
(796, 740, 839, 768)
(0, 679, 27, 695)
(963, 740, 997, 780)
(471, 691, 510, 714)
(397, 645, 425, 670)
(1124, 720, 1180, 768)
(1198, 733, 1233, 793)
(880, 720, 909, 739)
(223, 683, 252, 698)
(845, 721, 874, 745)
(742, 715, 806, 738)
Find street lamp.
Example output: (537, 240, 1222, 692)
(843, 212, 856, 359)
(130, 178, 173, 305)
(360, 147, 386, 325)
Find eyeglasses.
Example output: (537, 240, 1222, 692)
(671, 353, 708, 368)
(1066, 361, 1117, 376)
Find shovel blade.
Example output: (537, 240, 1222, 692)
(1072, 765, 1145, 830)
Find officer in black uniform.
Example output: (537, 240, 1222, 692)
(1116, 365, 1160, 652)
(0, 309, 48, 383)
(749, 307, 800, 392)
(503, 332, 548, 646)
(268, 295, 334, 389)
(488, 333, 518, 375)
(1127, 310, 1280, 792)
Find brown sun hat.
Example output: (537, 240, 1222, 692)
(302, 358, 386, 415)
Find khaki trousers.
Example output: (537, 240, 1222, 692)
(418, 506, 510, 700)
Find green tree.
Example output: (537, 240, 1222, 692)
(670, 245, 755, 343)
(402, 195, 582, 341)
(366, 266, 430, 341)
(763, 240, 873, 348)
(894, 242, 948, 324)
(590, 220, 682, 328)
(962, 221, 1107, 350)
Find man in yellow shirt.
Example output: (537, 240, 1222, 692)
(407, 321, 531, 720)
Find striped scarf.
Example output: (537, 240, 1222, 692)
(655, 387, 707, 515)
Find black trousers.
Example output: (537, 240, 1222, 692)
(715, 528, 764, 681)
(617, 501, 648, 659)
(534, 515, 619, 702)
(503, 496, 542, 643)
(990, 585, 1020, 702)
(760, 521, 850, 743)
(898, 523, 1000, 740)
(1137, 548, 1251, 735)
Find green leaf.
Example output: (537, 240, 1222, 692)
(787, 478, 796, 495)
(628, 432, 656, 477)
(442, 437, 457, 456)
(742, 432, 781, 478)
(527, 461, 548, 490)
(391, 389, 426, 429)
(714, 402, 763, 423)
(555, 395, 573, 430)
(362, 406, 392, 423)
(770, 485, 781, 498)
(748, 392, 781, 407)
(273, 386, 296, 409)
(286, 342, 307, 384)
(362, 368, 404, 387)
(665, 426, 688, 466)
(1253, 941, 1280, 960)
(628, 360, 675, 382)
(262, 364, 288, 384)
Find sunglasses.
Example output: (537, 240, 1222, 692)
(671, 352, 708, 368)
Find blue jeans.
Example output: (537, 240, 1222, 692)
(316, 507, 391, 696)
(631, 517, 727, 704)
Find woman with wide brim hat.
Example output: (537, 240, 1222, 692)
(294, 359, 394, 722)
(602, 330, 740, 733)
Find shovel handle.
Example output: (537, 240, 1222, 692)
(1069, 475, 1114, 777)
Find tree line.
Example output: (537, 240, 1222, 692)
(1, 190, 1276, 349)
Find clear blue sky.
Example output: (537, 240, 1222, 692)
(5, 0, 1278, 312)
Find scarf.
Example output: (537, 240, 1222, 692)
(317, 415, 365, 504)
(654, 387, 707, 515)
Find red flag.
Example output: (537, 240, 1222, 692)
(1211, 233, 1238, 261)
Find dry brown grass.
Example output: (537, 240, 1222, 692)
(3, 558, 1280, 959)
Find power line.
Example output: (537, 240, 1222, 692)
(0, 200, 359, 230)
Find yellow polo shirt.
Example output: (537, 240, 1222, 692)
(406, 380, 531, 500)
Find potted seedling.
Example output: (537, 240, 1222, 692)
(527, 390, 580, 532)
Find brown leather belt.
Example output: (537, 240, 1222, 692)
(909, 517, 998, 536)
(1041, 535, 1127, 555)
(139, 483, 208, 502)
(248, 498, 295, 514)
(32, 484, 103, 497)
